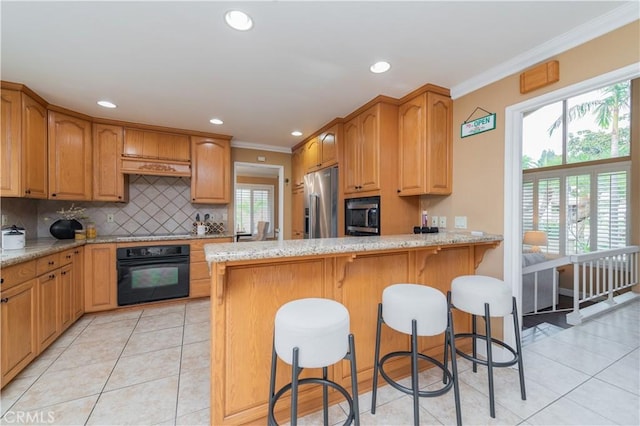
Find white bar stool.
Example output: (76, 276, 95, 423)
(447, 275, 526, 418)
(371, 284, 462, 426)
(268, 298, 360, 426)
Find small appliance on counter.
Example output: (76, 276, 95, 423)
(413, 226, 439, 234)
(1, 225, 26, 250)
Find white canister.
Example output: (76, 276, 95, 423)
(2, 226, 26, 250)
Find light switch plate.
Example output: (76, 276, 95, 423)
(431, 216, 438, 227)
(455, 216, 467, 229)
(438, 216, 447, 228)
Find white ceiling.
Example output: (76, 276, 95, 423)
(2, 1, 637, 152)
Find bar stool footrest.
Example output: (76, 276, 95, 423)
(379, 351, 454, 398)
(453, 332, 520, 368)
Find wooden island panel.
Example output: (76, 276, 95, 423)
(208, 235, 501, 425)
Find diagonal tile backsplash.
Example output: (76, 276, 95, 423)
(36, 175, 228, 237)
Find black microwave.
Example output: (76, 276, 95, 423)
(345, 196, 380, 236)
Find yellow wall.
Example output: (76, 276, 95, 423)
(421, 21, 640, 278)
(231, 147, 292, 238)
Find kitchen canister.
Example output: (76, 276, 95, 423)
(1, 225, 26, 250)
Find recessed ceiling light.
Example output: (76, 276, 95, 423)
(209, 118, 224, 125)
(97, 100, 117, 108)
(291, 131, 303, 137)
(369, 61, 391, 74)
(225, 10, 253, 31)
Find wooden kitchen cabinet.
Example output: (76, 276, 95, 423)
(59, 263, 74, 331)
(37, 270, 60, 351)
(291, 186, 305, 239)
(398, 91, 453, 195)
(304, 136, 319, 173)
(190, 136, 231, 204)
(189, 237, 233, 297)
(343, 103, 395, 194)
(291, 145, 306, 188)
(48, 110, 92, 200)
(0, 277, 38, 387)
(1, 89, 48, 199)
(93, 124, 128, 202)
(71, 247, 84, 320)
(305, 125, 339, 173)
(60, 247, 84, 326)
(84, 244, 117, 313)
(123, 128, 190, 162)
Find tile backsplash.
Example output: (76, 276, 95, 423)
(2, 175, 229, 238)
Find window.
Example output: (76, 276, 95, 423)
(235, 183, 274, 237)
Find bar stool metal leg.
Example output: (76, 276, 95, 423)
(347, 334, 360, 426)
(483, 303, 496, 418)
(371, 303, 383, 414)
(411, 320, 420, 426)
(291, 347, 300, 426)
(447, 306, 463, 426)
(512, 297, 527, 400)
(472, 314, 478, 373)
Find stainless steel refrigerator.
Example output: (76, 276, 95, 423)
(304, 166, 338, 239)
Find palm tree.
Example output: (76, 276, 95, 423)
(547, 81, 630, 157)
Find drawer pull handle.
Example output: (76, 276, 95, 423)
(49, 274, 55, 280)
(0, 298, 8, 303)
(48, 261, 54, 265)
(1, 278, 4, 284)
(66, 255, 72, 259)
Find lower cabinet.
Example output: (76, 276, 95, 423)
(84, 244, 117, 312)
(37, 271, 60, 351)
(1, 278, 38, 387)
(190, 238, 232, 297)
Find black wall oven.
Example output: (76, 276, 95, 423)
(345, 196, 380, 236)
(117, 245, 190, 306)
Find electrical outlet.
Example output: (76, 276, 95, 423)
(431, 216, 438, 227)
(1, 214, 7, 226)
(438, 216, 447, 228)
(455, 216, 467, 229)
(107, 213, 115, 223)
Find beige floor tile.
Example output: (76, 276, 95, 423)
(522, 349, 590, 395)
(565, 377, 639, 425)
(183, 321, 210, 344)
(185, 305, 210, 324)
(47, 338, 126, 372)
(359, 395, 441, 425)
(177, 366, 210, 417)
(8, 394, 99, 426)
(86, 375, 179, 426)
(524, 334, 615, 375)
(11, 360, 115, 411)
(88, 308, 143, 325)
(141, 303, 186, 318)
(135, 312, 185, 333)
(105, 346, 182, 391)
(525, 397, 616, 425)
(595, 348, 640, 395)
(0, 375, 39, 416)
(278, 403, 347, 426)
(122, 326, 184, 357)
(550, 326, 636, 359)
(180, 340, 210, 373)
(575, 316, 640, 348)
(176, 407, 209, 426)
(73, 318, 138, 345)
(13, 346, 64, 379)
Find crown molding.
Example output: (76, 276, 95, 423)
(451, 3, 640, 99)
(231, 140, 293, 154)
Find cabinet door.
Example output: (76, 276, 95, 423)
(304, 137, 319, 173)
(425, 92, 453, 194)
(398, 94, 426, 195)
(319, 126, 338, 167)
(48, 111, 92, 200)
(38, 271, 60, 351)
(358, 106, 380, 192)
(191, 137, 230, 204)
(84, 244, 116, 313)
(1, 89, 21, 197)
(1, 278, 38, 387)
(93, 124, 127, 201)
(291, 187, 304, 239)
(59, 263, 73, 331)
(342, 117, 360, 194)
(291, 146, 305, 188)
(72, 248, 84, 320)
(158, 133, 190, 162)
(22, 94, 48, 199)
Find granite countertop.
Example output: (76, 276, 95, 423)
(1, 233, 234, 267)
(204, 231, 503, 264)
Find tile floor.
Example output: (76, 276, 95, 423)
(1, 298, 638, 425)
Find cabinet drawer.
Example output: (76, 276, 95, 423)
(191, 238, 232, 262)
(190, 262, 210, 280)
(190, 278, 210, 298)
(36, 253, 61, 276)
(1, 261, 36, 290)
(60, 249, 75, 266)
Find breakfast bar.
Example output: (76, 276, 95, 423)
(205, 231, 502, 425)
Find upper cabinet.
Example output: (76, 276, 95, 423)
(291, 145, 306, 189)
(398, 91, 453, 196)
(93, 124, 128, 202)
(304, 124, 340, 173)
(121, 128, 191, 177)
(48, 111, 92, 200)
(1, 89, 48, 198)
(343, 104, 390, 194)
(190, 136, 231, 204)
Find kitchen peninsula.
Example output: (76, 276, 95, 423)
(205, 231, 502, 425)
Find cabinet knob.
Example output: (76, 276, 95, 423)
(51, 193, 57, 197)
(66, 255, 72, 259)
(61, 271, 67, 275)
(49, 274, 55, 280)
(74, 250, 80, 254)
(0, 298, 8, 303)
(48, 261, 54, 265)
(25, 189, 31, 194)
(397, 189, 401, 193)
(118, 196, 122, 199)
(1, 278, 4, 284)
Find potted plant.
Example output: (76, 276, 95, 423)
(46, 204, 89, 239)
